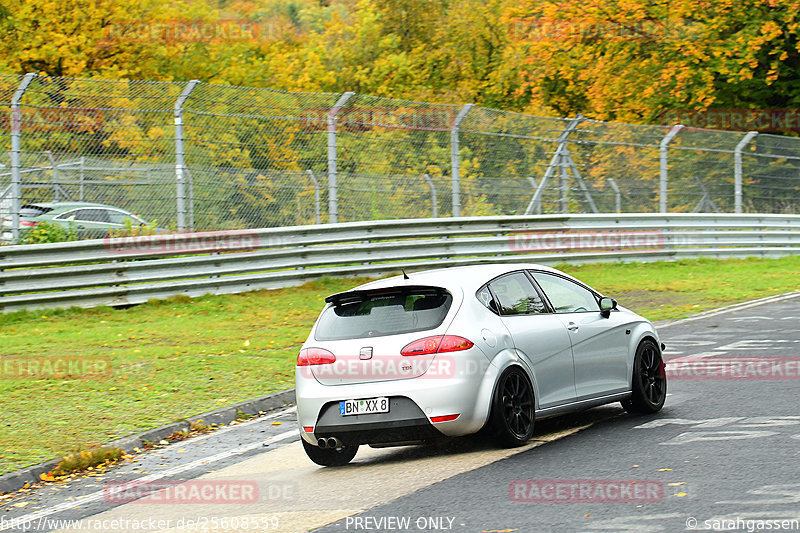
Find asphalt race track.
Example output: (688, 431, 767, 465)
(2, 292, 799, 533)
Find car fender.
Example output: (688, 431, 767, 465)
(625, 321, 662, 388)
(465, 348, 538, 434)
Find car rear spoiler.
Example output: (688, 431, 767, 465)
(324, 285, 447, 306)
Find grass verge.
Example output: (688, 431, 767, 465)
(1, 256, 798, 474)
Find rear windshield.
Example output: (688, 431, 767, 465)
(315, 287, 453, 341)
(19, 205, 52, 217)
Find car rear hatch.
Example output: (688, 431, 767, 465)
(302, 285, 461, 386)
(2, 204, 52, 228)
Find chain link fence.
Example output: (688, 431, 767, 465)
(2, 73, 800, 240)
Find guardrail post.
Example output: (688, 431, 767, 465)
(734, 131, 758, 214)
(450, 104, 473, 217)
(9, 73, 36, 242)
(174, 80, 199, 233)
(659, 124, 684, 213)
(423, 173, 438, 218)
(327, 92, 355, 224)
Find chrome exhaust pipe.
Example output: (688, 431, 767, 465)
(317, 438, 328, 448)
(326, 437, 342, 448)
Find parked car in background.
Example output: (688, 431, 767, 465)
(295, 263, 667, 466)
(1, 202, 151, 243)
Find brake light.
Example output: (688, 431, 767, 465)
(296, 347, 336, 366)
(20, 220, 39, 227)
(401, 335, 474, 356)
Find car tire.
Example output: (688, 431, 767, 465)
(490, 366, 535, 447)
(301, 437, 359, 467)
(622, 338, 667, 414)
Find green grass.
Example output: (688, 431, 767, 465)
(1, 256, 799, 474)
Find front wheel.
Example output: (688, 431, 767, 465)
(490, 366, 535, 447)
(301, 437, 359, 467)
(622, 338, 667, 414)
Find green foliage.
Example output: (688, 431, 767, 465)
(17, 221, 78, 244)
(107, 218, 163, 238)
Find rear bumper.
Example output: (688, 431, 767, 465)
(313, 396, 443, 446)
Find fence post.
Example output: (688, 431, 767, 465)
(327, 92, 355, 224)
(423, 173, 438, 218)
(734, 131, 758, 214)
(450, 104, 473, 217)
(306, 170, 321, 224)
(9, 73, 36, 242)
(525, 115, 582, 215)
(79, 156, 85, 201)
(174, 80, 199, 233)
(607, 177, 621, 213)
(659, 124, 684, 213)
(526, 177, 541, 214)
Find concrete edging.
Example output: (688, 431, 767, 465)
(0, 388, 296, 495)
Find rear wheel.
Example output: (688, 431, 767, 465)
(301, 437, 359, 467)
(622, 338, 667, 414)
(490, 367, 535, 447)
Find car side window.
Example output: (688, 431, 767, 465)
(108, 210, 142, 225)
(54, 210, 79, 221)
(531, 271, 600, 313)
(64, 208, 110, 223)
(484, 272, 547, 316)
(476, 286, 502, 315)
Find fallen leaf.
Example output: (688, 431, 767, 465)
(667, 482, 686, 486)
(271, 421, 282, 426)
(657, 468, 672, 471)
(13, 502, 29, 508)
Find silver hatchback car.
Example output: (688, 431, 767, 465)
(295, 264, 666, 466)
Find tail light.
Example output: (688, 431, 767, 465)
(20, 220, 39, 227)
(401, 335, 473, 356)
(297, 347, 336, 366)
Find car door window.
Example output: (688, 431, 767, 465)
(531, 272, 600, 313)
(63, 209, 108, 223)
(108, 210, 142, 225)
(485, 272, 547, 315)
(54, 209, 80, 221)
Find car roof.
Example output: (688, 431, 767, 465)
(23, 202, 123, 210)
(334, 263, 579, 297)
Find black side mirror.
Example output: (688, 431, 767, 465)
(599, 297, 617, 318)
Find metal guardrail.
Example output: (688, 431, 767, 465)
(1, 213, 799, 313)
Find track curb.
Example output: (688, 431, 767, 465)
(0, 388, 295, 495)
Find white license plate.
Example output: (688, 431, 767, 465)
(339, 397, 389, 416)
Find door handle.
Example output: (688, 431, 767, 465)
(567, 322, 579, 331)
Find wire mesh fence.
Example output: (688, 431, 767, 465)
(2, 73, 800, 242)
